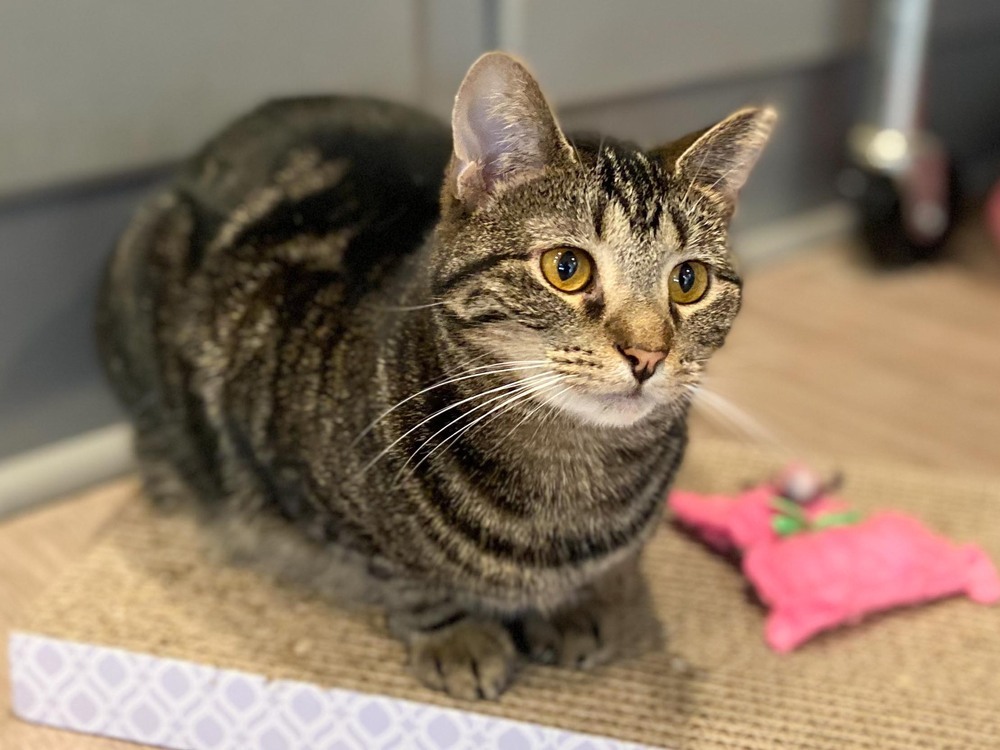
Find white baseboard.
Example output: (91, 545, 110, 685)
(0, 423, 134, 519)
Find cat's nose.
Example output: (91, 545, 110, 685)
(618, 346, 668, 384)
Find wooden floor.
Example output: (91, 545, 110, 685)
(3, 228, 1000, 748)
(689, 222, 1000, 473)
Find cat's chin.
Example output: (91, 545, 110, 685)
(553, 388, 661, 428)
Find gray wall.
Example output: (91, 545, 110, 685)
(561, 21, 1000, 228)
(0, 173, 165, 458)
(0, 1, 422, 196)
(3, 1, 1000, 460)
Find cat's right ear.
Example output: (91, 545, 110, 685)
(447, 52, 573, 209)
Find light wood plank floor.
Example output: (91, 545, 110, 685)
(3, 231, 1000, 747)
(689, 226, 1000, 472)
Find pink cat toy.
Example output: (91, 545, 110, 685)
(669, 464, 1000, 652)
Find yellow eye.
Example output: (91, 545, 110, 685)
(668, 261, 710, 304)
(540, 247, 594, 293)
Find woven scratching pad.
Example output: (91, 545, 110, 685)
(16, 439, 1000, 749)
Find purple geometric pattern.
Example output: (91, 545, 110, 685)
(8, 632, 653, 749)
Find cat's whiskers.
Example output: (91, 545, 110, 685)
(669, 384, 698, 423)
(404, 375, 560, 466)
(458, 377, 569, 451)
(374, 301, 448, 312)
(351, 360, 549, 446)
(704, 162, 742, 195)
(687, 383, 786, 449)
(681, 143, 713, 207)
(687, 162, 741, 217)
(433, 354, 530, 383)
(434, 350, 504, 382)
(392, 375, 565, 486)
(503, 383, 574, 443)
(528, 383, 573, 444)
(353, 370, 557, 478)
(458, 359, 549, 373)
(393, 374, 564, 478)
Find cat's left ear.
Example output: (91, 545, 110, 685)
(448, 52, 574, 208)
(659, 107, 777, 212)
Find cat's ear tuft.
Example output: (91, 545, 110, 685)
(448, 52, 573, 208)
(667, 106, 776, 211)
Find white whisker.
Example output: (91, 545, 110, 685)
(498, 380, 566, 441)
(463, 378, 567, 448)
(705, 162, 740, 194)
(393, 376, 563, 486)
(690, 384, 786, 450)
(396, 375, 562, 473)
(681, 144, 712, 206)
(353, 371, 555, 477)
(351, 360, 550, 446)
(436, 354, 544, 383)
(459, 359, 549, 373)
(518, 384, 573, 444)
(374, 301, 448, 312)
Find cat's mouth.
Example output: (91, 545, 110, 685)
(594, 387, 645, 404)
(553, 383, 659, 427)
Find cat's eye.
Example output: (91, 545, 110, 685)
(668, 261, 710, 304)
(540, 247, 593, 293)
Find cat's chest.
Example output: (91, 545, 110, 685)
(514, 423, 678, 498)
(471, 428, 680, 543)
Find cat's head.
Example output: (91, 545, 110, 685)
(431, 52, 775, 428)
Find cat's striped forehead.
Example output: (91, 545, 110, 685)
(568, 137, 720, 289)
(587, 141, 672, 241)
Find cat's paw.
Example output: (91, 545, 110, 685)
(511, 602, 621, 670)
(407, 617, 518, 700)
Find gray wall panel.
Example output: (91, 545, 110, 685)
(0, 174, 165, 458)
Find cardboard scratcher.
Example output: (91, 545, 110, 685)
(9, 439, 1000, 749)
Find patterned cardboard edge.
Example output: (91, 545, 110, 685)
(9, 632, 654, 750)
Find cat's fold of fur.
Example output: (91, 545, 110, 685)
(97, 52, 774, 700)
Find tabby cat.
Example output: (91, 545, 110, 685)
(97, 52, 774, 699)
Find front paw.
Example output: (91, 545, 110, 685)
(511, 601, 621, 670)
(407, 617, 517, 700)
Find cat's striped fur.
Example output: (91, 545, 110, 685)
(97, 53, 774, 699)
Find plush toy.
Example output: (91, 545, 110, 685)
(669, 465, 1000, 652)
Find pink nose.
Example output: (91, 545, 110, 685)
(620, 346, 667, 383)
